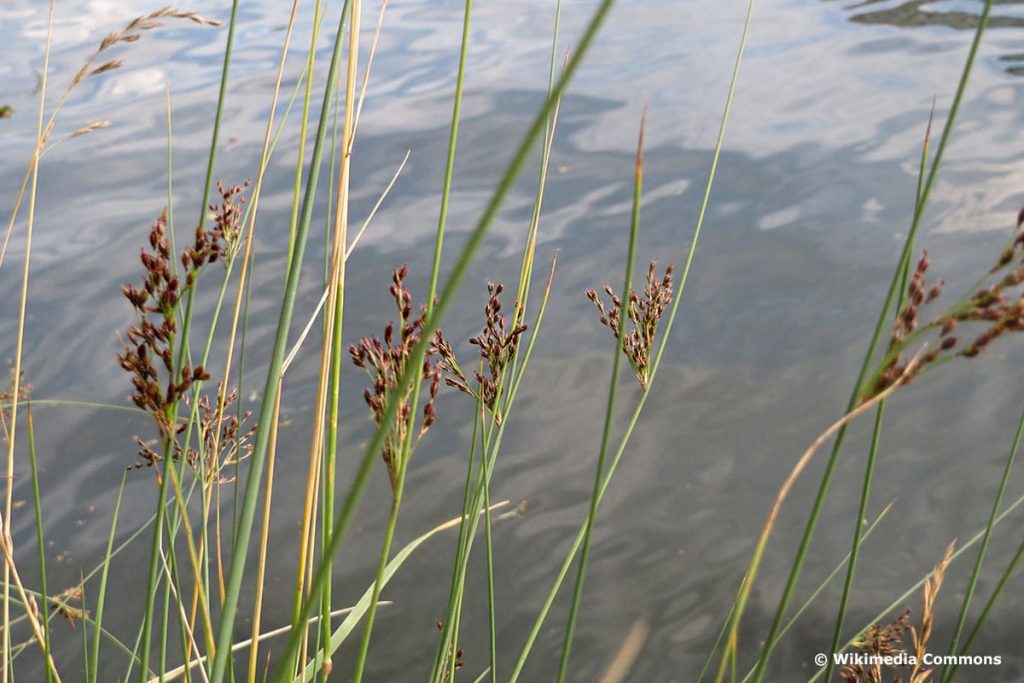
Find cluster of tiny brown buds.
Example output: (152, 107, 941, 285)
(440, 282, 527, 418)
(349, 265, 443, 492)
(176, 386, 256, 480)
(0, 369, 32, 445)
(587, 260, 674, 388)
(207, 180, 249, 268)
(838, 610, 912, 683)
(49, 585, 87, 628)
(871, 211, 1024, 398)
(118, 207, 219, 465)
(181, 181, 247, 286)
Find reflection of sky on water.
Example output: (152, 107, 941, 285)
(2, 0, 1024, 679)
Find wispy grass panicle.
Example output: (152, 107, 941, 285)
(586, 259, 674, 388)
(350, 265, 444, 491)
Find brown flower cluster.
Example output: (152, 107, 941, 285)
(176, 386, 255, 480)
(437, 282, 527, 419)
(118, 202, 233, 464)
(0, 369, 32, 445)
(838, 543, 953, 683)
(838, 611, 912, 683)
(350, 265, 443, 491)
(587, 260, 674, 388)
(870, 213, 1024, 398)
(206, 180, 249, 269)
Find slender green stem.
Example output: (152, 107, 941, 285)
(428, 0, 474, 308)
(26, 411, 53, 683)
(428, 401, 484, 683)
(509, 1, 754, 678)
(822, 102, 933, 683)
(209, 0, 354, 677)
(90, 474, 127, 683)
(821, 406, 884, 681)
(481, 436, 497, 683)
(272, 3, 616, 680)
(749, 5, 993, 678)
(953, 533, 1024, 674)
(556, 111, 645, 683)
(939, 404, 1024, 683)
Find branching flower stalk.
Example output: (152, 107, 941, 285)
(350, 266, 445, 492)
(587, 259, 674, 389)
(862, 216, 1024, 403)
(429, 261, 556, 683)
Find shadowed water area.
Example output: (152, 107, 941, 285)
(2, 0, 1024, 680)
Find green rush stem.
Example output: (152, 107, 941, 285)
(90, 474, 127, 683)
(953, 532, 1024, 676)
(482, 430, 497, 683)
(509, 0, 755, 677)
(80, 581, 90, 682)
(749, 4, 993, 679)
(158, 549, 172, 683)
(209, 0, 353, 676)
(270, 3, 617, 678)
(141, 0, 241, 675)
(432, 258, 558, 683)
(438, 398, 501, 683)
(510, 0, 561, 334)
(555, 112, 645, 683)
(939, 404, 1024, 683)
(26, 411, 53, 683)
(350, 465, 405, 683)
(732, 505, 894, 683)
(316, 7, 353, 680)
(371, 8, 479, 664)
(428, 403, 485, 683)
(434, 10, 563, 678)
(138, 441, 177, 682)
(288, 0, 327, 277)
(807, 480, 1024, 683)
(822, 126, 929, 682)
(428, 0, 474, 309)
(821, 405, 885, 681)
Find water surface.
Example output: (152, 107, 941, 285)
(2, 0, 1024, 680)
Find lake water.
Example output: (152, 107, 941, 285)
(2, 0, 1024, 680)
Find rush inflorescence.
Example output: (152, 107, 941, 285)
(350, 265, 444, 492)
(118, 196, 237, 466)
(867, 211, 1024, 399)
(436, 282, 527, 421)
(587, 260, 674, 388)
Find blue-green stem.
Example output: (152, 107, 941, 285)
(939, 403, 1024, 683)
(556, 111, 645, 683)
(749, 4, 993, 678)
